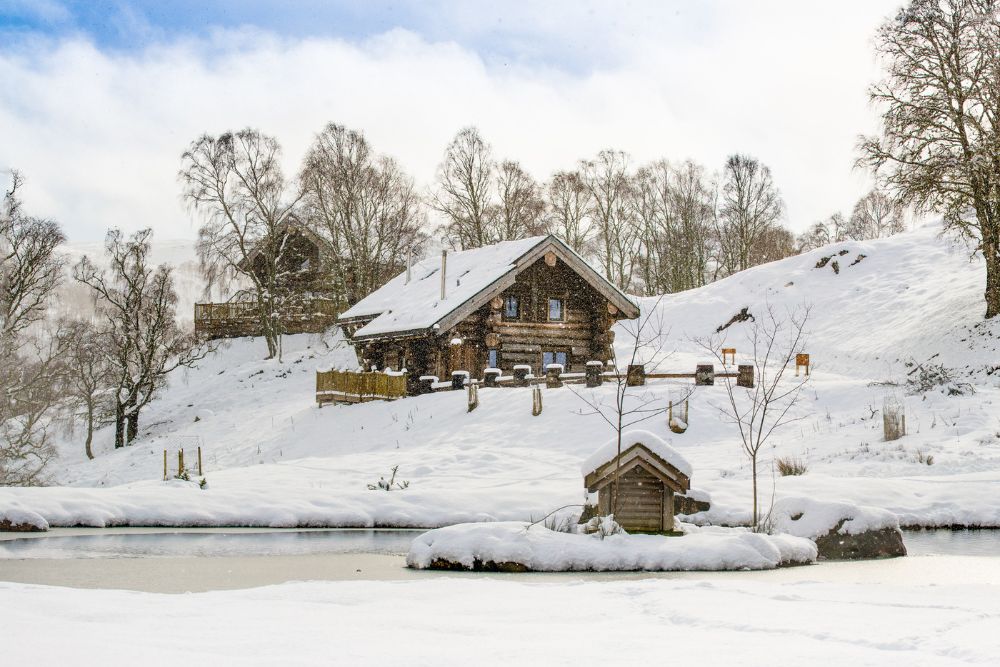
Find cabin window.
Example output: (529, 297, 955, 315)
(488, 349, 498, 369)
(543, 351, 568, 370)
(547, 298, 564, 322)
(504, 295, 520, 319)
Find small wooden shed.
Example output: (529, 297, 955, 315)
(583, 435, 691, 533)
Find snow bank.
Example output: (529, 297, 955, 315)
(581, 429, 692, 478)
(768, 497, 899, 539)
(406, 521, 816, 571)
(0, 507, 48, 531)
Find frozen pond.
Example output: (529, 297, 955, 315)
(903, 528, 1000, 557)
(0, 527, 996, 593)
(0, 527, 418, 560)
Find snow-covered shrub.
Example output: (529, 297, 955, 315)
(580, 515, 624, 539)
(905, 362, 973, 396)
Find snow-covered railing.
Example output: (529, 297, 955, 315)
(196, 298, 342, 340)
(316, 369, 408, 406)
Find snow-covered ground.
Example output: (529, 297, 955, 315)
(4, 221, 1000, 529)
(3, 564, 999, 666)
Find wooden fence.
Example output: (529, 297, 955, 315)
(314, 358, 764, 406)
(316, 369, 408, 406)
(195, 299, 341, 339)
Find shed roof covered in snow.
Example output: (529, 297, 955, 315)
(339, 234, 639, 341)
(582, 430, 692, 494)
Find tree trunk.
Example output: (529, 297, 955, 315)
(983, 227, 1000, 319)
(751, 457, 759, 530)
(114, 402, 125, 449)
(84, 402, 95, 460)
(126, 412, 139, 444)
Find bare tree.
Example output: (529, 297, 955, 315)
(859, 0, 1000, 318)
(495, 160, 546, 241)
(751, 224, 798, 266)
(796, 214, 845, 252)
(697, 304, 811, 528)
(179, 129, 302, 359)
(847, 189, 906, 240)
(75, 229, 209, 448)
(544, 170, 593, 253)
(431, 127, 544, 249)
(568, 298, 690, 516)
(581, 150, 640, 291)
(431, 127, 496, 249)
(62, 319, 114, 460)
(300, 123, 427, 305)
(715, 154, 785, 277)
(0, 170, 65, 485)
(1, 171, 65, 342)
(633, 160, 714, 295)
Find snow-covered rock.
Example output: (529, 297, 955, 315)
(0, 507, 48, 532)
(769, 497, 905, 560)
(406, 521, 816, 571)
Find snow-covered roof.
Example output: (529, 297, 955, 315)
(340, 235, 638, 340)
(582, 429, 693, 480)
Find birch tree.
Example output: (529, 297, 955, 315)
(715, 154, 784, 277)
(75, 229, 207, 448)
(859, 0, 1000, 318)
(0, 170, 65, 485)
(847, 190, 905, 240)
(300, 123, 427, 305)
(179, 129, 302, 358)
(544, 170, 593, 253)
(581, 150, 639, 291)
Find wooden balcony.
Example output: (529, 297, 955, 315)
(194, 299, 341, 340)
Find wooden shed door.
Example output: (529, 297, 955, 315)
(612, 466, 664, 532)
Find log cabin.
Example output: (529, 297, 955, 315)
(337, 235, 639, 380)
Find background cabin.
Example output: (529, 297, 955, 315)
(338, 235, 639, 380)
(583, 440, 692, 533)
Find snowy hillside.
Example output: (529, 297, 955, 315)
(4, 221, 1000, 529)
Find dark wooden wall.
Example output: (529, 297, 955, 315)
(597, 466, 673, 532)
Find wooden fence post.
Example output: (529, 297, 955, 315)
(163, 449, 167, 481)
(419, 375, 437, 394)
(483, 368, 501, 387)
(695, 364, 715, 386)
(545, 364, 563, 388)
(586, 361, 603, 388)
(178, 449, 185, 477)
(467, 383, 479, 412)
(626, 364, 646, 387)
(532, 385, 543, 416)
(198, 446, 203, 476)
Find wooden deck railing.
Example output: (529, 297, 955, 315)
(316, 369, 408, 406)
(195, 299, 341, 339)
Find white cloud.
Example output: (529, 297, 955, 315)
(0, 2, 901, 242)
